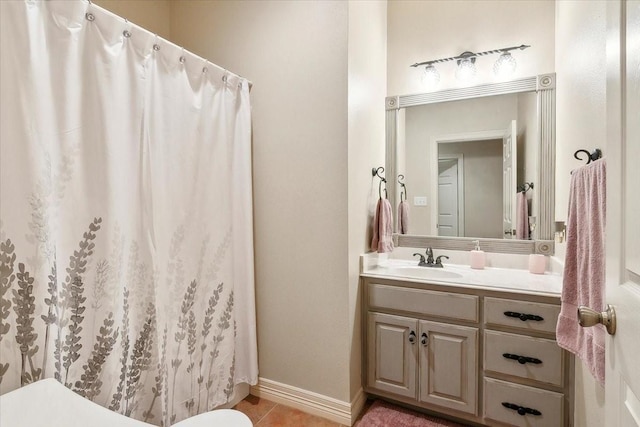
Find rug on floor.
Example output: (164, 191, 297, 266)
(357, 399, 472, 427)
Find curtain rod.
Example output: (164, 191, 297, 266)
(83, 0, 252, 90)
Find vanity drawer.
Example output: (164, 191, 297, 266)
(484, 297, 560, 335)
(368, 283, 479, 322)
(484, 330, 563, 387)
(483, 378, 563, 427)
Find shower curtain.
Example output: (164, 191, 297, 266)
(0, 1, 257, 425)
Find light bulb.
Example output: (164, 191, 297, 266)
(494, 52, 517, 77)
(422, 64, 440, 87)
(455, 58, 477, 81)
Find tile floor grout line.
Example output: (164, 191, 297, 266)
(254, 402, 279, 426)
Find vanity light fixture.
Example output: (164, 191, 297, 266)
(411, 44, 530, 85)
(455, 51, 477, 81)
(494, 51, 517, 77)
(422, 63, 440, 86)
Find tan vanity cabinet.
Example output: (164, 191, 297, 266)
(366, 312, 417, 399)
(484, 297, 560, 334)
(364, 280, 480, 419)
(419, 320, 478, 415)
(484, 330, 563, 387)
(482, 297, 569, 427)
(362, 277, 573, 427)
(484, 377, 564, 427)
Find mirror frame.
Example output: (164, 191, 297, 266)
(386, 73, 556, 255)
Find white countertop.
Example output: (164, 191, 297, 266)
(361, 256, 563, 297)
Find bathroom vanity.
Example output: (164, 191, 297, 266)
(361, 258, 573, 427)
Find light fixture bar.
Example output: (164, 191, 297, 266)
(410, 44, 530, 68)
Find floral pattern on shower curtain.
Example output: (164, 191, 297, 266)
(0, 1, 258, 425)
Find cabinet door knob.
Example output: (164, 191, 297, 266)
(578, 304, 616, 335)
(502, 353, 542, 365)
(503, 311, 544, 322)
(408, 330, 416, 344)
(421, 332, 428, 346)
(501, 402, 542, 416)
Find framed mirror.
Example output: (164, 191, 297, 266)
(386, 74, 556, 255)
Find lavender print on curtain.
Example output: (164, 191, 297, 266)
(0, 1, 258, 426)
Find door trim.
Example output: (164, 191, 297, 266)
(437, 155, 465, 236)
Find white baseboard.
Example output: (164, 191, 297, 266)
(250, 377, 365, 426)
(349, 387, 367, 425)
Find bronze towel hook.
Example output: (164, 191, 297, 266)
(372, 167, 387, 199)
(398, 174, 407, 202)
(574, 148, 602, 165)
(517, 182, 534, 193)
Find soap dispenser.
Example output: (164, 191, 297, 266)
(470, 240, 486, 270)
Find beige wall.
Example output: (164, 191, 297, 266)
(169, 0, 351, 402)
(387, 0, 555, 95)
(555, 1, 607, 425)
(93, 0, 171, 39)
(347, 0, 387, 400)
(555, 0, 607, 222)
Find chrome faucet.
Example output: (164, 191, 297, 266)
(425, 247, 434, 266)
(414, 247, 449, 268)
(413, 253, 428, 267)
(434, 255, 449, 268)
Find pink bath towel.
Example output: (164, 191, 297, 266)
(556, 159, 606, 386)
(515, 192, 529, 239)
(371, 198, 394, 253)
(398, 200, 409, 235)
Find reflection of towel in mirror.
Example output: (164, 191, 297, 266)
(371, 198, 394, 253)
(556, 159, 606, 386)
(398, 200, 409, 234)
(515, 192, 529, 239)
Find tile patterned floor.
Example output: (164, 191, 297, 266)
(234, 394, 356, 426)
(234, 395, 473, 426)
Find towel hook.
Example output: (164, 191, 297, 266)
(574, 148, 602, 165)
(398, 174, 407, 202)
(517, 182, 534, 193)
(372, 167, 387, 199)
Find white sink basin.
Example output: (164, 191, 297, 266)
(386, 266, 463, 280)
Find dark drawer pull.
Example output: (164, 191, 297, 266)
(503, 353, 542, 365)
(502, 402, 542, 416)
(504, 311, 544, 322)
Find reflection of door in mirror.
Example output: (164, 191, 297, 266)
(437, 157, 463, 236)
(502, 119, 517, 239)
(437, 139, 503, 238)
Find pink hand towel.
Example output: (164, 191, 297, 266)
(515, 192, 529, 239)
(556, 159, 606, 386)
(398, 200, 409, 235)
(371, 198, 394, 253)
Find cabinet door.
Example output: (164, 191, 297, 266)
(419, 320, 478, 415)
(367, 313, 418, 399)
